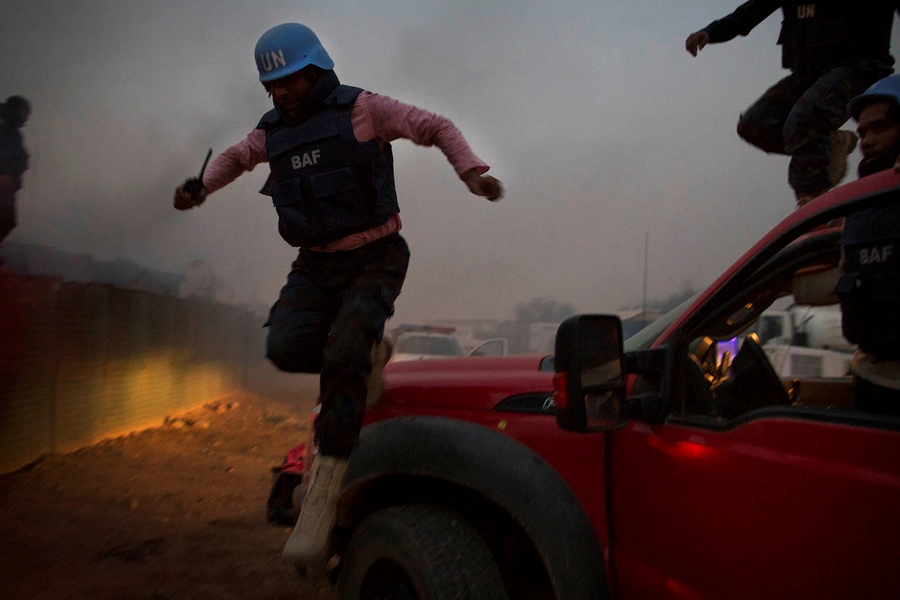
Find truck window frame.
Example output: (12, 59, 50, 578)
(662, 189, 900, 433)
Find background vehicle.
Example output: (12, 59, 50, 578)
(327, 172, 900, 600)
(390, 331, 465, 361)
(752, 304, 853, 379)
(391, 331, 508, 362)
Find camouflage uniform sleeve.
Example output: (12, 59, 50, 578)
(702, 0, 782, 44)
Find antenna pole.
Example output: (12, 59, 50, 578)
(642, 230, 649, 327)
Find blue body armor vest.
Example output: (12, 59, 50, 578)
(835, 200, 900, 358)
(257, 85, 399, 248)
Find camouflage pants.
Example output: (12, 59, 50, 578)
(0, 192, 16, 242)
(265, 233, 410, 457)
(736, 60, 893, 195)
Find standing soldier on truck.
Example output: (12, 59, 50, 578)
(172, 22, 503, 574)
(838, 75, 900, 415)
(0, 96, 30, 248)
(791, 73, 900, 415)
(686, 2, 900, 208)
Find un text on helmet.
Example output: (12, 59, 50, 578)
(260, 50, 287, 72)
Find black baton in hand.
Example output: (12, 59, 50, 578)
(183, 148, 213, 196)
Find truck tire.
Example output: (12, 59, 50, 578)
(338, 505, 508, 600)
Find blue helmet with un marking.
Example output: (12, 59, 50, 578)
(255, 23, 334, 83)
(849, 74, 900, 120)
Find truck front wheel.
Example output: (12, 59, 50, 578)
(338, 505, 508, 600)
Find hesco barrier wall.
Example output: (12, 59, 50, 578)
(0, 274, 256, 474)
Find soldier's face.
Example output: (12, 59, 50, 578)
(857, 101, 900, 162)
(264, 66, 317, 119)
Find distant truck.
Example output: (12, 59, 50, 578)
(751, 305, 853, 379)
(391, 329, 508, 362)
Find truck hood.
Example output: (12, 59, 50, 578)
(390, 352, 462, 362)
(380, 354, 553, 411)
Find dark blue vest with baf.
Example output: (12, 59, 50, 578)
(835, 200, 900, 358)
(257, 85, 399, 248)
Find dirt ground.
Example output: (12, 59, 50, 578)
(0, 373, 333, 600)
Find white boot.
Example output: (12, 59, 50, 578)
(282, 454, 349, 568)
(365, 339, 393, 409)
(828, 130, 859, 187)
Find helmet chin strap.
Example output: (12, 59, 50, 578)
(858, 140, 900, 177)
(274, 70, 341, 124)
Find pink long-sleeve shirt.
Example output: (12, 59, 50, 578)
(202, 91, 489, 251)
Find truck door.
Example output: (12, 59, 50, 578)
(607, 208, 900, 599)
(608, 408, 899, 600)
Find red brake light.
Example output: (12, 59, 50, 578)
(553, 371, 568, 409)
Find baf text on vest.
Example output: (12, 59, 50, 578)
(835, 198, 900, 358)
(257, 85, 399, 248)
(777, 2, 896, 75)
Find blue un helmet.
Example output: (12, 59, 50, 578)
(254, 23, 334, 83)
(849, 74, 900, 121)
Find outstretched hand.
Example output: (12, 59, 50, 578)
(461, 169, 504, 202)
(173, 177, 208, 210)
(685, 31, 710, 57)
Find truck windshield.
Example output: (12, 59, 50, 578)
(623, 293, 700, 352)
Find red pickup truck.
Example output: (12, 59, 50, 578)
(325, 171, 900, 600)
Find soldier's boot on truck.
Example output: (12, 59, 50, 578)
(797, 130, 859, 208)
(829, 130, 859, 189)
(366, 339, 393, 409)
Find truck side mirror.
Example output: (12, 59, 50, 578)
(554, 315, 627, 433)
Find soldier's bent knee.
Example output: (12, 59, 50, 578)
(736, 114, 761, 146)
(266, 336, 322, 373)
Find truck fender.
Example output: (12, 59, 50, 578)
(339, 416, 610, 600)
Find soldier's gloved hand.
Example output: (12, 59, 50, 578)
(461, 168, 504, 202)
(173, 177, 207, 210)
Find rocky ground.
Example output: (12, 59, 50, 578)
(0, 373, 332, 600)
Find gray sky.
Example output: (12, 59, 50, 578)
(3, 1, 897, 324)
